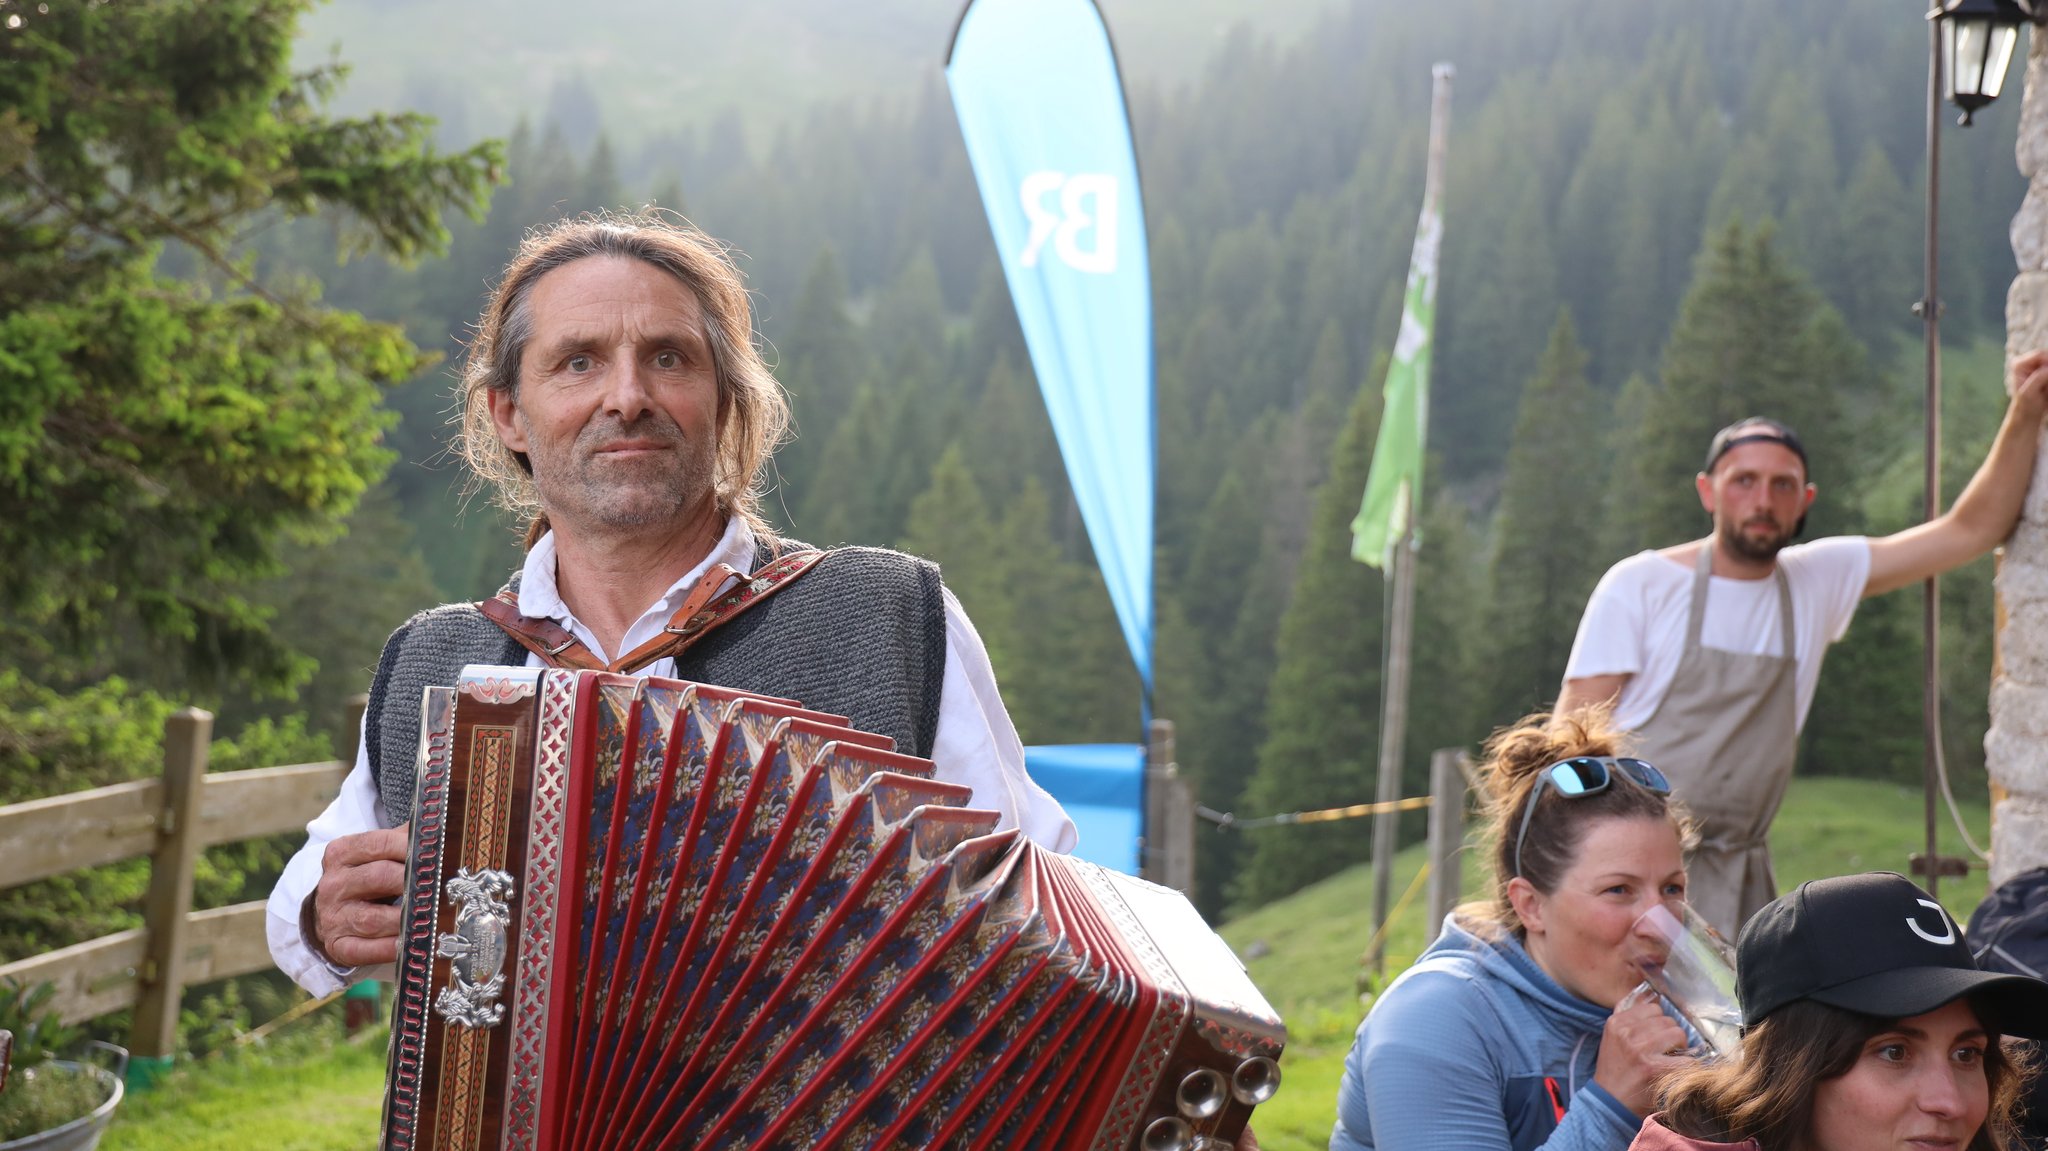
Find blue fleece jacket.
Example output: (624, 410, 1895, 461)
(1330, 914, 1645, 1151)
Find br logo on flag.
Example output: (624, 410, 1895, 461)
(1018, 171, 1118, 274)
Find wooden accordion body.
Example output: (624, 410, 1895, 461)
(381, 666, 1285, 1151)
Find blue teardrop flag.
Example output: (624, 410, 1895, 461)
(947, 0, 1154, 694)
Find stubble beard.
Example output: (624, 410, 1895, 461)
(1718, 514, 1795, 563)
(525, 414, 719, 538)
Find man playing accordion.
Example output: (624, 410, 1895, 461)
(267, 213, 1077, 995)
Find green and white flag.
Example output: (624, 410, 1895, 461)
(1350, 187, 1441, 568)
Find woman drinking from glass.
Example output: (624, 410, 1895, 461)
(1331, 712, 1694, 1151)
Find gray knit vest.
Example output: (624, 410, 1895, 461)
(364, 543, 948, 824)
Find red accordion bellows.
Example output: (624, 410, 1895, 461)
(380, 667, 1285, 1151)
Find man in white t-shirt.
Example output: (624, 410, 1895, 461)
(1558, 351, 2048, 936)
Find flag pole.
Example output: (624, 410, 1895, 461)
(1369, 524, 1419, 974)
(1369, 63, 1453, 977)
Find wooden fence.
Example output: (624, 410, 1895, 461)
(0, 701, 361, 1061)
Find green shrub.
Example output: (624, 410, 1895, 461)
(0, 982, 109, 1141)
(0, 688, 331, 965)
(0, 672, 176, 805)
(0, 1061, 112, 1141)
(0, 982, 81, 1065)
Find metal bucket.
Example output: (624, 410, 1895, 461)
(0, 1043, 126, 1151)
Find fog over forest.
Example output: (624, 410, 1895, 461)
(2, 1, 2022, 930)
(260, 0, 2023, 912)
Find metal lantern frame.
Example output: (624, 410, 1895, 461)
(1931, 0, 2034, 125)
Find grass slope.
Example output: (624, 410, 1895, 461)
(85, 777, 1987, 1150)
(1220, 775, 1993, 1151)
(99, 1031, 386, 1151)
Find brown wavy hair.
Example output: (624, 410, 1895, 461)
(1659, 998, 2030, 1151)
(1467, 710, 1691, 938)
(454, 211, 791, 547)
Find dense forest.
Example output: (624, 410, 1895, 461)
(4, 0, 2034, 955)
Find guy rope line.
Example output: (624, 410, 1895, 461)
(1196, 794, 1433, 830)
(1360, 859, 1433, 966)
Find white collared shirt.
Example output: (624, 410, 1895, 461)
(266, 518, 1076, 995)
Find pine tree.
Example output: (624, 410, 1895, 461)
(219, 485, 442, 748)
(991, 480, 1142, 745)
(0, 0, 497, 695)
(1303, 318, 1352, 410)
(646, 170, 687, 216)
(1602, 372, 1660, 559)
(898, 443, 1016, 671)
(1410, 491, 1485, 762)
(1178, 455, 1274, 775)
(1834, 144, 1916, 356)
(518, 122, 581, 227)
(959, 259, 1027, 397)
(1620, 221, 1857, 550)
(1556, 93, 1635, 367)
(1183, 434, 1273, 642)
(960, 350, 1061, 508)
(578, 134, 623, 214)
(1804, 339, 2008, 787)
(796, 383, 892, 545)
(1480, 311, 1610, 727)
(770, 248, 867, 508)
(870, 247, 947, 370)
(1599, 88, 1701, 388)
(1437, 169, 1562, 477)
(543, 73, 603, 150)
(1230, 376, 1384, 908)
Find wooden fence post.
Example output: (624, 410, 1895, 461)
(129, 708, 212, 1071)
(342, 691, 376, 1035)
(1143, 719, 1195, 895)
(1425, 748, 1468, 946)
(344, 693, 369, 770)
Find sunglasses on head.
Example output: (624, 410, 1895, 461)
(1512, 756, 1672, 879)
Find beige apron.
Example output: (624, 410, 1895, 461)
(1628, 545, 1799, 940)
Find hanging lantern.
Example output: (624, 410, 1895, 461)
(1933, 0, 2034, 125)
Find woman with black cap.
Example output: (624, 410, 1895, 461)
(1631, 871, 2048, 1151)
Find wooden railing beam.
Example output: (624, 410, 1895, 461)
(0, 699, 361, 1047)
(0, 903, 276, 1026)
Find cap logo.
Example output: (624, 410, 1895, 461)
(1907, 898, 1956, 946)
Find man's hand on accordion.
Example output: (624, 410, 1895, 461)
(309, 824, 410, 967)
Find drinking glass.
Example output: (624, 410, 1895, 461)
(1626, 904, 1742, 1058)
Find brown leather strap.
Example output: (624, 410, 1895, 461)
(606, 561, 747, 672)
(476, 549, 826, 675)
(477, 597, 607, 671)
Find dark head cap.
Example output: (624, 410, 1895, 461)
(1704, 418, 1808, 478)
(1737, 872, 2048, 1038)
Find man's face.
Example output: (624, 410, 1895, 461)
(1695, 439, 1815, 563)
(488, 256, 722, 537)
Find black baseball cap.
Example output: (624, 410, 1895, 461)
(1704, 418, 1808, 476)
(1736, 872, 2048, 1038)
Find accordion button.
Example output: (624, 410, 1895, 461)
(1231, 1055, 1282, 1106)
(1140, 1116, 1193, 1151)
(1176, 1068, 1229, 1120)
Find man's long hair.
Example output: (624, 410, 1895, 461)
(455, 211, 790, 546)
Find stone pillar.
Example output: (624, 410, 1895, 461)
(1988, 25, 2048, 886)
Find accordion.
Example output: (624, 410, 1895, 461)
(380, 666, 1285, 1151)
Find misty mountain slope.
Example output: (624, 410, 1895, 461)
(294, 0, 1346, 149)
